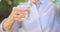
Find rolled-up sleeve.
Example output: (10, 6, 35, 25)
(1, 19, 21, 32)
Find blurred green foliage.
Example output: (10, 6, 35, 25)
(0, 0, 28, 23)
(49, 0, 60, 5)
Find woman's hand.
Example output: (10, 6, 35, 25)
(3, 7, 26, 31)
(9, 7, 26, 21)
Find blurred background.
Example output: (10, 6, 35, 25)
(0, 0, 28, 23)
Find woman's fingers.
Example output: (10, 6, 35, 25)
(13, 14, 25, 19)
(11, 7, 26, 21)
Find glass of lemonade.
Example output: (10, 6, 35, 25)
(16, 3, 31, 32)
(17, 2, 30, 20)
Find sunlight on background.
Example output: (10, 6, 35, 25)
(0, 0, 1, 2)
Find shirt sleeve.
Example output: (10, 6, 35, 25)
(1, 18, 21, 32)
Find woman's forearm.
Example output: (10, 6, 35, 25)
(3, 17, 15, 31)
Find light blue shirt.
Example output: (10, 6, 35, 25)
(1, 0, 60, 32)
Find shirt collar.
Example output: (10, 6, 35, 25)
(30, 1, 43, 6)
(31, 0, 49, 5)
